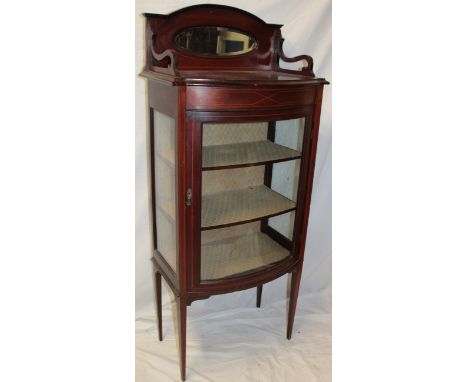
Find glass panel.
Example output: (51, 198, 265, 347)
(267, 118, 304, 239)
(174, 27, 258, 56)
(200, 118, 305, 281)
(154, 111, 177, 271)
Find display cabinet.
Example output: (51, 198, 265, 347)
(141, 4, 328, 380)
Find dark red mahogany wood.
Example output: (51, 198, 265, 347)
(186, 86, 317, 111)
(145, 4, 281, 72)
(155, 271, 162, 341)
(142, 4, 328, 381)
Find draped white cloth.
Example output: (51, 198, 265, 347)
(136, 291, 331, 382)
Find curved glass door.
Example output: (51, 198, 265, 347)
(200, 118, 305, 281)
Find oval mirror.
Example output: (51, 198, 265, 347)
(174, 27, 258, 56)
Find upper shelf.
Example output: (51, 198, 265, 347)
(203, 140, 301, 170)
(142, 4, 329, 86)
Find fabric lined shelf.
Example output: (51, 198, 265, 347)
(201, 232, 290, 280)
(202, 140, 301, 170)
(201, 185, 296, 230)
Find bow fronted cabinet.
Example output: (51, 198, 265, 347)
(140, 4, 328, 380)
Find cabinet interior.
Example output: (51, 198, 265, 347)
(200, 119, 304, 281)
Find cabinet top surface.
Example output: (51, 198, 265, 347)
(142, 4, 328, 87)
(141, 69, 328, 87)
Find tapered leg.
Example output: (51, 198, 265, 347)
(155, 271, 162, 341)
(256, 285, 263, 308)
(287, 264, 303, 340)
(177, 296, 187, 381)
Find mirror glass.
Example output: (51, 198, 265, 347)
(175, 27, 257, 56)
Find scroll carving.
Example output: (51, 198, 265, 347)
(277, 37, 314, 76)
(150, 34, 179, 75)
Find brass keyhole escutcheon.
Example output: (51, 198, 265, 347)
(186, 188, 192, 206)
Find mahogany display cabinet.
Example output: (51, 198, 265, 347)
(141, 4, 328, 380)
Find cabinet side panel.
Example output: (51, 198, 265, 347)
(268, 117, 305, 239)
(153, 111, 177, 271)
(148, 81, 179, 289)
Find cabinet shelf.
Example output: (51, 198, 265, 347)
(201, 232, 290, 280)
(202, 140, 301, 170)
(201, 185, 296, 230)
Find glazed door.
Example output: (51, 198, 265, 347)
(187, 108, 314, 289)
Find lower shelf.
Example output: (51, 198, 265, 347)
(201, 232, 290, 281)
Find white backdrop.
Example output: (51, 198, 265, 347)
(135, 1, 331, 380)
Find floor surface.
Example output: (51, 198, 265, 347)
(136, 291, 331, 382)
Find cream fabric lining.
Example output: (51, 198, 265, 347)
(203, 122, 268, 145)
(202, 166, 264, 195)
